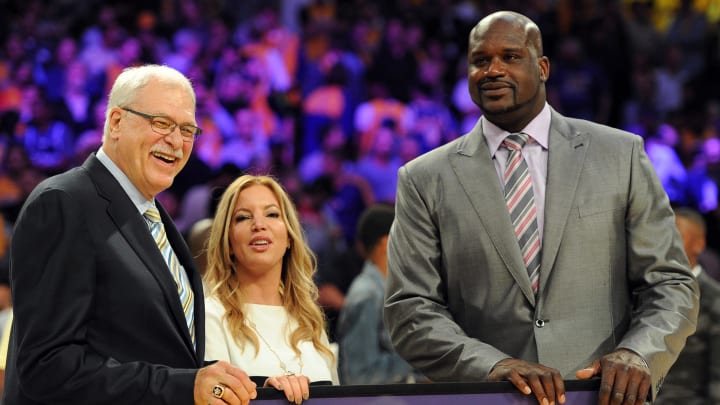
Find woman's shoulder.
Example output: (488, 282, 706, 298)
(204, 294, 225, 313)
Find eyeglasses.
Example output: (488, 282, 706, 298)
(122, 107, 201, 141)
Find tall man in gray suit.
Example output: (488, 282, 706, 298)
(384, 11, 699, 405)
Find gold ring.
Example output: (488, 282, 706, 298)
(212, 384, 225, 399)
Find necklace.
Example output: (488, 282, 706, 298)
(247, 319, 304, 376)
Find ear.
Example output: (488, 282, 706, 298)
(539, 56, 550, 83)
(108, 108, 124, 139)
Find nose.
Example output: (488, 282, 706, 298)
(485, 57, 505, 76)
(251, 216, 266, 231)
(164, 126, 184, 148)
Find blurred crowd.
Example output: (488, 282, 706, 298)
(3, 0, 720, 331)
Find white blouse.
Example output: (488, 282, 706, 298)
(205, 296, 338, 384)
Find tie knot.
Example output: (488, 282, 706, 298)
(144, 207, 161, 224)
(503, 133, 530, 151)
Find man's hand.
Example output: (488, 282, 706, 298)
(575, 349, 650, 405)
(194, 360, 257, 405)
(488, 358, 566, 405)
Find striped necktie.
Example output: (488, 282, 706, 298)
(502, 133, 541, 294)
(144, 207, 195, 345)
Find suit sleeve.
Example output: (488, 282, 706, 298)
(384, 165, 511, 380)
(617, 136, 699, 398)
(10, 188, 197, 405)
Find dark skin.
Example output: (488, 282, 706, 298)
(471, 11, 651, 405)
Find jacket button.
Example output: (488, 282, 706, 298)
(535, 319, 545, 328)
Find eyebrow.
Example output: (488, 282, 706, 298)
(234, 204, 280, 213)
(145, 111, 197, 126)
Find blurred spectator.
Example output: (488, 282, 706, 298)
(654, 44, 692, 118)
(694, 136, 720, 254)
(53, 60, 98, 136)
(337, 204, 418, 385)
(239, 7, 297, 94)
(664, 0, 708, 80)
(220, 107, 271, 173)
(297, 178, 347, 311)
(19, 90, 75, 174)
(0, 165, 47, 227)
(366, 16, 417, 103)
(163, 28, 202, 76)
(353, 80, 411, 157)
(406, 83, 459, 153)
(625, 105, 688, 205)
(398, 135, 422, 165)
(0, 59, 34, 117)
(298, 121, 353, 184)
(625, 0, 664, 64)
(72, 98, 106, 166)
(103, 36, 145, 94)
(353, 120, 402, 204)
(570, 1, 632, 127)
(301, 59, 353, 156)
(547, 35, 610, 123)
(192, 81, 236, 169)
(655, 207, 720, 404)
(78, 5, 123, 99)
(35, 36, 78, 102)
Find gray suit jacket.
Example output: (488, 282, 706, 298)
(384, 109, 699, 400)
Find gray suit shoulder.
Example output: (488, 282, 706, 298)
(562, 115, 642, 144)
(402, 135, 466, 175)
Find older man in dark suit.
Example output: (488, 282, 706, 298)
(3, 65, 256, 405)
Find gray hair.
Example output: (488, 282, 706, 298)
(103, 64, 196, 141)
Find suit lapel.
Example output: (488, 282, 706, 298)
(449, 124, 537, 304)
(540, 112, 589, 294)
(83, 155, 200, 359)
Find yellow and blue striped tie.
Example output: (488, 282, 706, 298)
(144, 207, 195, 346)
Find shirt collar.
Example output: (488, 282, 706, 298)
(691, 264, 702, 278)
(96, 147, 155, 214)
(483, 102, 551, 157)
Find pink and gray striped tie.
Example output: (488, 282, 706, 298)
(502, 133, 541, 294)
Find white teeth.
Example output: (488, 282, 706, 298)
(152, 152, 176, 162)
(252, 240, 269, 246)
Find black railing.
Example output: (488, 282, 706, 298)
(254, 379, 601, 404)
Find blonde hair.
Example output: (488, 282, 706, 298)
(203, 174, 333, 360)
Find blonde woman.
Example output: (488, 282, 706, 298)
(204, 175, 338, 405)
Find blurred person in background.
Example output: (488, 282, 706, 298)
(655, 207, 720, 404)
(337, 204, 419, 385)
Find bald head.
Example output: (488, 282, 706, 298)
(466, 11, 549, 132)
(470, 11, 544, 58)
